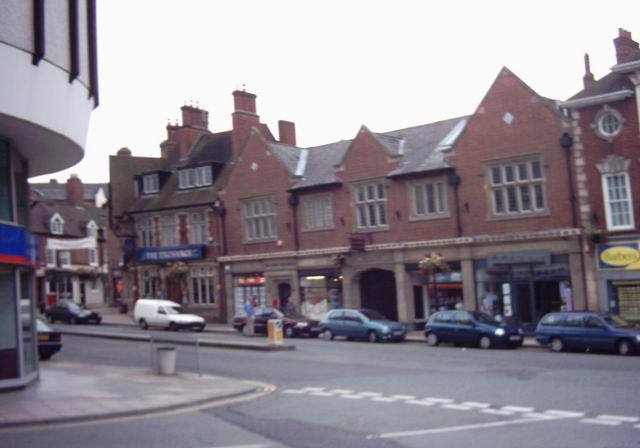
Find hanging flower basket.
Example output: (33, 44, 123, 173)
(168, 261, 189, 277)
(418, 252, 450, 274)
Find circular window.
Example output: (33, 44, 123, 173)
(595, 108, 623, 139)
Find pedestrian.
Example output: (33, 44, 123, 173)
(243, 296, 255, 336)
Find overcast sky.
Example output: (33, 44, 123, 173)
(30, 0, 640, 184)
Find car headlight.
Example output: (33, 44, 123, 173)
(295, 322, 308, 328)
(381, 326, 390, 333)
(518, 328, 523, 335)
(635, 335, 640, 342)
(494, 328, 506, 336)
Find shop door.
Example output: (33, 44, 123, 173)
(514, 283, 534, 331)
(360, 269, 398, 321)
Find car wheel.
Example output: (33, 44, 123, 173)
(367, 331, 378, 343)
(426, 333, 439, 347)
(617, 339, 633, 356)
(479, 335, 492, 349)
(169, 322, 178, 331)
(550, 337, 564, 353)
(39, 353, 51, 361)
(284, 326, 295, 338)
(139, 319, 149, 330)
(322, 329, 334, 341)
(48, 315, 55, 324)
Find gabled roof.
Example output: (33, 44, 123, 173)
(567, 71, 636, 101)
(30, 182, 110, 202)
(31, 201, 103, 237)
(177, 131, 232, 167)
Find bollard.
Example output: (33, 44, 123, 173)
(156, 346, 177, 375)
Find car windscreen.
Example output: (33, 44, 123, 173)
(360, 309, 388, 321)
(65, 302, 82, 312)
(602, 314, 633, 328)
(164, 306, 182, 315)
(471, 312, 498, 324)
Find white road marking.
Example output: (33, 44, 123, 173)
(390, 395, 416, 400)
(461, 401, 491, 409)
(309, 391, 334, 396)
(367, 415, 561, 439)
(441, 404, 472, 411)
(406, 400, 436, 406)
(302, 387, 325, 392)
(358, 392, 383, 397)
(330, 389, 353, 394)
(282, 390, 306, 394)
(371, 397, 398, 402)
(481, 409, 514, 416)
(544, 410, 586, 418)
(424, 397, 454, 404)
(501, 406, 535, 413)
(209, 445, 271, 448)
(580, 418, 622, 426)
(339, 394, 365, 400)
(594, 415, 639, 423)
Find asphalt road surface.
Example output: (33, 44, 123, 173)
(2, 329, 639, 448)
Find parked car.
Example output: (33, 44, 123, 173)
(535, 312, 640, 356)
(424, 310, 524, 349)
(133, 298, 205, 331)
(45, 300, 102, 325)
(37, 319, 62, 360)
(232, 307, 320, 338)
(318, 308, 406, 342)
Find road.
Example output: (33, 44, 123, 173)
(2, 328, 639, 448)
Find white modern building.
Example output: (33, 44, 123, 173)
(0, 0, 98, 389)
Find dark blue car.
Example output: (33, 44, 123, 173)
(424, 310, 524, 349)
(535, 312, 640, 356)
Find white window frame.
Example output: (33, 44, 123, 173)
(410, 179, 449, 219)
(487, 157, 546, 218)
(140, 268, 159, 298)
(89, 248, 98, 266)
(142, 173, 159, 194)
(190, 265, 215, 305)
(189, 211, 207, 244)
(602, 172, 635, 231)
(178, 170, 191, 189)
(301, 193, 334, 231)
(86, 220, 98, 238)
(50, 213, 65, 235)
(138, 217, 155, 248)
(243, 196, 277, 243)
(353, 180, 388, 230)
(594, 106, 623, 140)
(59, 250, 71, 267)
(160, 215, 177, 246)
(46, 248, 56, 267)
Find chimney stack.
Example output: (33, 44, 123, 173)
(181, 104, 209, 130)
(232, 90, 261, 154)
(583, 53, 595, 89)
(278, 120, 297, 146)
(66, 174, 84, 206)
(233, 90, 257, 114)
(614, 28, 640, 64)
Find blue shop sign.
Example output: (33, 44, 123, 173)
(137, 244, 205, 262)
(0, 223, 37, 265)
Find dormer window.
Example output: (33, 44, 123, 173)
(50, 213, 64, 235)
(142, 173, 159, 194)
(86, 220, 98, 238)
(178, 166, 213, 189)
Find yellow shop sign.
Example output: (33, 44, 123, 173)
(597, 243, 640, 270)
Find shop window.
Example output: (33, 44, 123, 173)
(141, 269, 159, 298)
(190, 265, 214, 305)
(487, 157, 546, 218)
(299, 274, 342, 320)
(353, 180, 387, 229)
(0, 267, 18, 380)
(302, 194, 333, 230)
(243, 197, 276, 243)
(0, 142, 12, 222)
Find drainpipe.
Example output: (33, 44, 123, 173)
(212, 199, 228, 321)
(288, 193, 300, 251)
(448, 172, 463, 237)
(560, 132, 589, 311)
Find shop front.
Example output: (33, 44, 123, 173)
(474, 251, 572, 332)
(298, 268, 342, 321)
(597, 242, 640, 322)
(232, 273, 266, 317)
(405, 261, 463, 319)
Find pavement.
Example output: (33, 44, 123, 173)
(0, 305, 541, 430)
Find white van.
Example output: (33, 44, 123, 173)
(133, 299, 205, 332)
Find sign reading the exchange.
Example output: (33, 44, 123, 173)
(137, 245, 205, 262)
(597, 242, 640, 270)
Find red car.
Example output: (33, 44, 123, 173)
(232, 307, 320, 338)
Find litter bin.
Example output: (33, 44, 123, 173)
(267, 319, 283, 345)
(156, 346, 176, 375)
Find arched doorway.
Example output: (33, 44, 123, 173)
(278, 282, 291, 309)
(360, 269, 398, 321)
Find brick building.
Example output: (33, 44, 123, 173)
(30, 175, 108, 311)
(562, 28, 640, 322)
